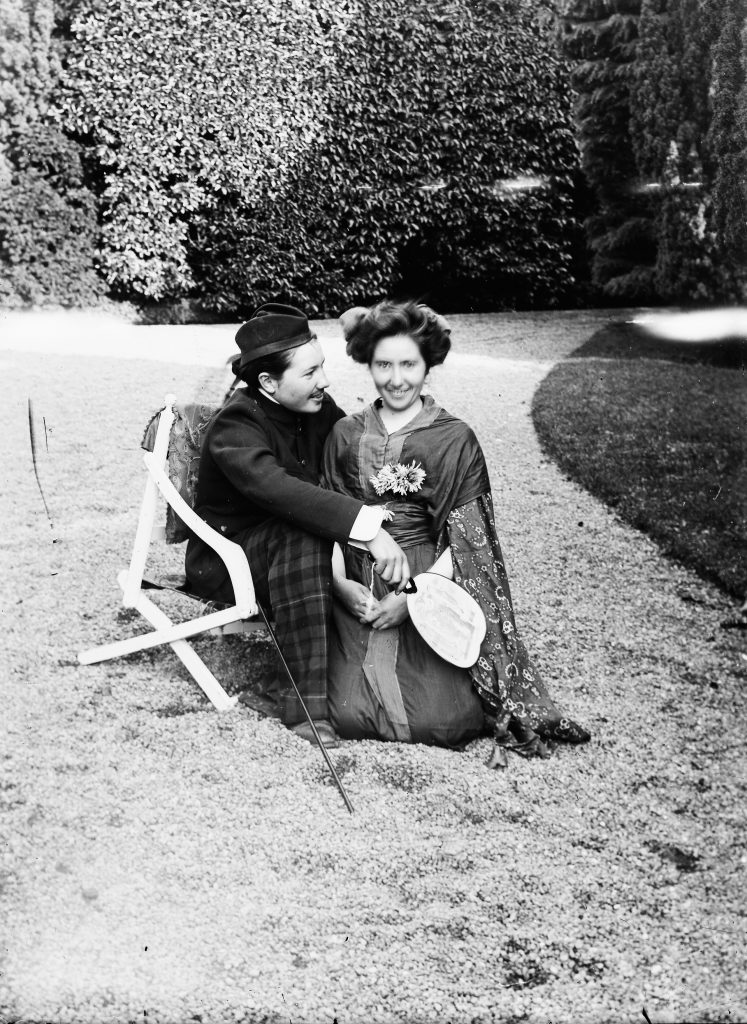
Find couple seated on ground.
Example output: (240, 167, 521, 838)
(184, 300, 590, 766)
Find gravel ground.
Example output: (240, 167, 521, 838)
(1, 308, 745, 1024)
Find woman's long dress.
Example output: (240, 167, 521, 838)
(322, 396, 590, 759)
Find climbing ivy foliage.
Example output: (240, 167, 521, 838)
(54, 0, 579, 312)
(631, 0, 726, 302)
(3, 0, 743, 310)
(706, 0, 747, 299)
(0, 0, 57, 156)
(563, 0, 747, 304)
(561, 0, 658, 301)
(56, 0, 355, 301)
(0, 0, 101, 306)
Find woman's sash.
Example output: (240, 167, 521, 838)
(377, 500, 433, 547)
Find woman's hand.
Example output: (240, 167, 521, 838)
(369, 591, 409, 630)
(333, 577, 380, 621)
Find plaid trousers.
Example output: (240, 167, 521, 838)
(235, 520, 333, 726)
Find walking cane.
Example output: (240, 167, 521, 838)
(257, 603, 354, 815)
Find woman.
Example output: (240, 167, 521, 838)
(322, 300, 590, 767)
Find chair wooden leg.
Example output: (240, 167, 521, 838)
(79, 578, 248, 661)
(78, 583, 238, 713)
(127, 589, 238, 711)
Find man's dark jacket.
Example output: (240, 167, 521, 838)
(185, 387, 363, 599)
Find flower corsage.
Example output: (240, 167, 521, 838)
(370, 461, 426, 498)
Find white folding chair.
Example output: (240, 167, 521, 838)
(78, 394, 265, 711)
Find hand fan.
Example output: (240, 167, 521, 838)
(403, 573, 486, 668)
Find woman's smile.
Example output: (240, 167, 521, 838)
(370, 334, 428, 416)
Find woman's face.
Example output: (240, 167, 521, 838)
(370, 334, 428, 415)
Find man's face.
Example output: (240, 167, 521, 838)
(269, 340, 330, 414)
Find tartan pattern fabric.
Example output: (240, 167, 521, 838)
(236, 520, 333, 727)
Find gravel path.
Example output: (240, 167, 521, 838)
(1, 308, 745, 1024)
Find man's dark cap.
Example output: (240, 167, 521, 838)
(232, 303, 314, 376)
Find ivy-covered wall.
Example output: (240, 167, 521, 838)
(631, 0, 738, 302)
(561, 0, 658, 301)
(0, 0, 102, 306)
(4, 0, 742, 312)
(706, 0, 747, 301)
(52, 0, 580, 314)
(56, 0, 356, 304)
(563, 0, 747, 305)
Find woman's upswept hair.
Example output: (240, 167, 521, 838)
(340, 300, 451, 370)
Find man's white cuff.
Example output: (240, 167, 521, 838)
(349, 505, 386, 543)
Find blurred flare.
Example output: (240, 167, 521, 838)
(416, 177, 447, 193)
(630, 181, 703, 194)
(492, 175, 548, 194)
(631, 308, 747, 342)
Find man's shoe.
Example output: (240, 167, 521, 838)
(290, 719, 340, 748)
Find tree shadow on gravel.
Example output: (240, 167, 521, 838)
(531, 319, 747, 599)
(570, 319, 747, 370)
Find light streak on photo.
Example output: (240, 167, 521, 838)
(491, 175, 549, 194)
(631, 308, 747, 342)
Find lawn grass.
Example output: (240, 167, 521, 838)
(4, 318, 747, 1021)
(532, 321, 747, 598)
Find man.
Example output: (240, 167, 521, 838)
(185, 303, 411, 747)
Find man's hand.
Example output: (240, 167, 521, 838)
(366, 528, 411, 592)
(369, 591, 409, 630)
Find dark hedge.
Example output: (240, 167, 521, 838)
(631, 0, 726, 303)
(0, 0, 101, 307)
(5, 0, 744, 312)
(561, 0, 658, 302)
(56, 0, 581, 314)
(563, 0, 747, 305)
(706, 0, 747, 301)
(0, 126, 103, 306)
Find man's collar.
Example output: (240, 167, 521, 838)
(253, 387, 300, 425)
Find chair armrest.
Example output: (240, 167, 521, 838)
(142, 451, 257, 618)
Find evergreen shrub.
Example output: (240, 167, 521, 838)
(565, 0, 747, 305)
(706, 0, 747, 301)
(57, 0, 353, 303)
(1, 0, 101, 307)
(1, 0, 56, 151)
(58, 0, 580, 314)
(630, 0, 725, 303)
(0, 126, 103, 306)
(561, 0, 659, 303)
